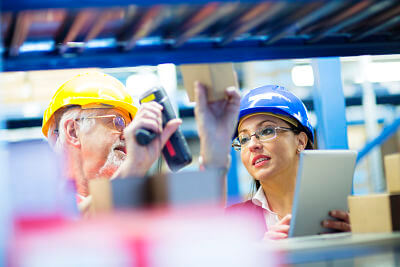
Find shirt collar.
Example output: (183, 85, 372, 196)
(251, 186, 276, 214)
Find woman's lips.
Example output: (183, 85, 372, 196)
(252, 155, 271, 168)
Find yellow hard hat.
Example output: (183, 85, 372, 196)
(42, 71, 138, 137)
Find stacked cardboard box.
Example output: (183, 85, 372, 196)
(89, 169, 225, 214)
(348, 153, 400, 233)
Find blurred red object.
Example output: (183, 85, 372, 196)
(10, 206, 278, 267)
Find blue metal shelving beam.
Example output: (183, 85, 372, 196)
(57, 10, 95, 55)
(351, 3, 400, 42)
(1, 0, 362, 12)
(173, 2, 238, 48)
(266, 1, 344, 44)
(357, 117, 400, 163)
(123, 5, 165, 51)
(227, 149, 240, 206)
(312, 57, 348, 149)
(4, 40, 400, 71)
(309, 0, 394, 43)
(351, 15, 400, 42)
(220, 2, 285, 46)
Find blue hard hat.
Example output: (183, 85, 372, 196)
(236, 85, 314, 143)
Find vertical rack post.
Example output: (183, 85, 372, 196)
(312, 57, 348, 149)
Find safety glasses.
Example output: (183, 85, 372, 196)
(78, 114, 127, 132)
(232, 126, 295, 151)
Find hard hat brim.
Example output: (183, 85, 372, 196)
(42, 98, 137, 137)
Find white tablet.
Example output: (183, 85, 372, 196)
(289, 150, 357, 237)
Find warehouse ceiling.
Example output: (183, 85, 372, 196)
(1, 0, 400, 71)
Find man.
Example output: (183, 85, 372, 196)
(42, 71, 181, 199)
(42, 71, 240, 206)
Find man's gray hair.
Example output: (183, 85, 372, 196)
(47, 107, 97, 153)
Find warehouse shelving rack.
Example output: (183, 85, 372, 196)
(0, 1, 399, 70)
(1, 0, 400, 199)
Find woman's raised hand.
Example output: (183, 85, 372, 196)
(264, 214, 292, 240)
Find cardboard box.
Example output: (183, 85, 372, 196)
(149, 169, 224, 206)
(180, 63, 238, 102)
(111, 177, 149, 208)
(89, 178, 113, 213)
(89, 169, 224, 212)
(89, 177, 149, 213)
(384, 153, 400, 193)
(348, 193, 400, 233)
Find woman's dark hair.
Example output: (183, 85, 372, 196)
(250, 126, 314, 196)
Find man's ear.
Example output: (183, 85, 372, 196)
(297, 131, 308, 151)
(64, 119, 81, 147)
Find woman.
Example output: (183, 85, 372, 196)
(227, 85, 350, 240)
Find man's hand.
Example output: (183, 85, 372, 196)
(194, 82, 241, 168)
(321, 210, 351, 232)
(115, 102, 181, 178)
(264, 214, 292, 240)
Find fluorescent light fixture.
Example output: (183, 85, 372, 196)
(157, 63, 178, 111)
(20, 41, 54, 52)
(136, 37, 164, 46)
(86, 38, 116, 48)
(126, 72, 161, 105)
(366, 62, 400, 83)
(22, 103, 42, 118)
(291, 65, 314, 87)
(157, 64, 177, 93)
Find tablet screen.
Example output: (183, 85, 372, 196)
(289, 150, 357, 237)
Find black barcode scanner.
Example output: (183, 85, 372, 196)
(136, 87, 192, 172)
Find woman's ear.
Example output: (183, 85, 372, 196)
(64, 119, 81, 147)
(296, 131, 308, 151)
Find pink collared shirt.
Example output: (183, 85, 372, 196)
(251, 187, 280, 229)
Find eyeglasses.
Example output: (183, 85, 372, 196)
(232, 126, 295, 151)
(77, 114, 128, 132)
